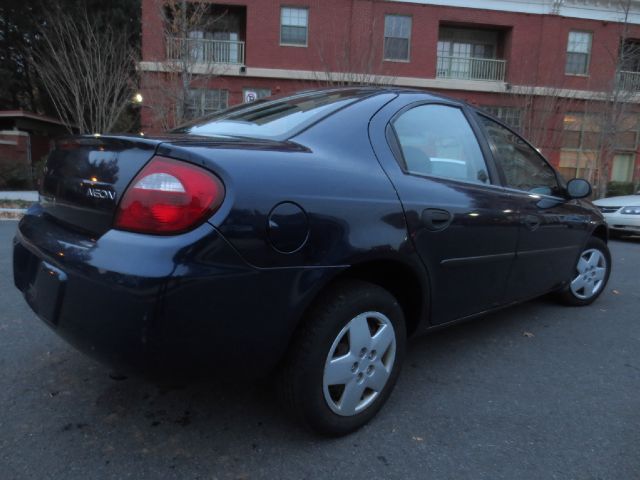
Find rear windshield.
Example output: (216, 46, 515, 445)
(172, 90, 372, 139)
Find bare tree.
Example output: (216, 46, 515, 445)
(32, 8, 136, 134)
(145, 0, 232, 130)
(312, 15, 394, 87)
(587, 0, 640, 197)
(509, 85, 580, 155)
(491, 2, 640, 198)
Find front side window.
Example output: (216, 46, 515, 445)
(384, 15, 412, 61)
(392, 104, 490, 184)
(480, 106, 523, 131)
(280, 7, 308, 46)
(566, 31, 592, 75)
(479, 115, 559, 194)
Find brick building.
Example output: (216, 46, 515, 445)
(0, 111, 69, 189)
(139, 0, 640, 190)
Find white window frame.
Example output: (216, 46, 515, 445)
(610, 153, 636, 182)
(186, 89, 229, 119)
(480, 106, 522, 131)
(280, 6, 309, 47)
(565, 30, 592, 76)
(383, 14, 412, 62)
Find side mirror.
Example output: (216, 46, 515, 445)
(566, 178, 592, 199)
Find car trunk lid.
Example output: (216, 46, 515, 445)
(40, 135, 161, 236)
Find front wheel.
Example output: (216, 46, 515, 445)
(278, 280, 406, 436)
(558, 237, 611, 306)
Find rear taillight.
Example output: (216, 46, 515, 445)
(114, 156, 224, 234)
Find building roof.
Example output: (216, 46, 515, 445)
(0, 110, 70, 128)
(390, 0, 640, 24)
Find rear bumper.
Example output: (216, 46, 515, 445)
(14, 208, 339, 377)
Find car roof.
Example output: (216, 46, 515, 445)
(298, 86, 465, 104)
(172, 87, 476, 142)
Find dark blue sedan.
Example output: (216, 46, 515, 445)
(13, 88, 610, 435)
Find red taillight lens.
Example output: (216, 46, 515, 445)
(114, 156, 224, 234)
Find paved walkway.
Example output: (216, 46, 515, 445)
(0, 191, 38, 201)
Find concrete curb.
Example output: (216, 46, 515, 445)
(0, 191, 38, 201)
(0, 208, 26, 220)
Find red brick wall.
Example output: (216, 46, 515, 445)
(31, 135, 53, 165)
(0, 132, 29, 187)
(142, 0, 640, 86)
(0, 133, 28, 165)
(139, 0, 640, 182)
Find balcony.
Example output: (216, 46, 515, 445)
(167, 37, 245, 65)
(617, 70, 640, 92)
(436, 56, 507, 82)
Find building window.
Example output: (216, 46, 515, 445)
(562, 112, 601, 150)
(436, 27, 505, 81)
(186, 89, 228, 119)
(611, 153, 635, 182)
(384, 15, 412, 61)
(558, 150, 598, 181)
(280, 7, 308, 46)
(243, 88, 271, 103)
(480, 106, 522, 131)
(614, 114, 640, 150)
(566, 31, 592, 75)
(560, 112, 601, 180)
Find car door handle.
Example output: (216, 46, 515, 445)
(422, 208, 452, 231)
(523, 214, 541, 231)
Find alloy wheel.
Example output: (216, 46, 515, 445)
(570, 248, 608, 300)
(322, 311, 396, 416)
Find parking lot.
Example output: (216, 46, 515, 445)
(1, 220, 639, 480)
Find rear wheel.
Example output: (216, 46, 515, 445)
(558, 237, 611, 306)
(278, 280, 406, 436)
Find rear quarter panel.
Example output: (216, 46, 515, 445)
(157, 93, 417, 270)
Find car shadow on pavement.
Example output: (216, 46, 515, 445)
(15, 280, 629, 478)
(51, 296, 559, 443)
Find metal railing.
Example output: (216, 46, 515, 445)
(436, 55, 506, 82)
(166, 37, 245, 65)
(616, 70, 640, 92)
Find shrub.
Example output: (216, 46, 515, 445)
(0, 163, 31, 190)
(606, 181, 637, 197)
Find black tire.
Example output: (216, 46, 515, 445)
(558, 236, 611, 306)
(277, 279, 406, 436)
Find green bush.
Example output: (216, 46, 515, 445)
(31, 156, 48, 190)
(0, 156, 49, 190)
(0, 163, 31, 190)
(606, 181, 637, 197)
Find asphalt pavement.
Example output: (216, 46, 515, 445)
(0, 220, 639, 480)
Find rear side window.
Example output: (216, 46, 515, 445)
(173, 90, 366, 139)
(478, 115, 559, 195)
(392, 104, 490, 184)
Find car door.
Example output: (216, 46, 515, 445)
(370, 100, 520, 325)
(475, 113, 592, 301)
